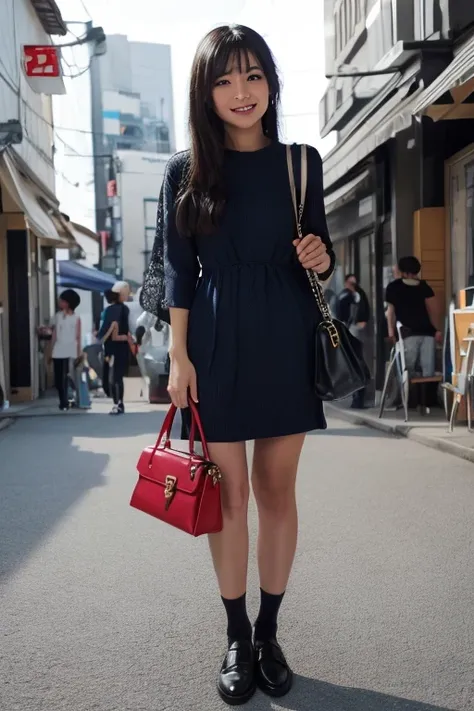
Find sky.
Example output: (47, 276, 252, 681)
(53, 0, 335, 229)
(57, 0, 334, 153)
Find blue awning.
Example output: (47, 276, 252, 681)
(57, 260, 116, 292)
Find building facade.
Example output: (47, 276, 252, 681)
(114, 150, 170, 287)
(0, 0, 75, 405)
(321, 0, 474, 397)
(95, 35, 175, 285)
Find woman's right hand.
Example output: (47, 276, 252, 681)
(167, 350, 198, 408)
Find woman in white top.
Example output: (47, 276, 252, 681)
(51, 289, 82, 411)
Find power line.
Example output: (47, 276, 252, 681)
(20, 97, 95, 137)
(62, 61, 92, 79)
(78, 0, 92, 20)
(0, 69, 18, 95)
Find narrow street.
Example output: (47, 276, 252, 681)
(1, 409, 473, 711)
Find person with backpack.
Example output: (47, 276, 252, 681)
(97, 281, 131, 415)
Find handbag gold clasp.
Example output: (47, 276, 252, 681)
(207, 464, 222, 487)
(164, 475, 177, 510)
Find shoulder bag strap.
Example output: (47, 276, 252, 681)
(286, 144, 339, 344)
(286, 144, 307, 239)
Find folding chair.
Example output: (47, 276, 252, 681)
(379, 322, 442, 422)
(441, 335, 474, 433)
(378, 326, 408, 422)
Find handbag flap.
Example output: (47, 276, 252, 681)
(137, 446, 208, 495)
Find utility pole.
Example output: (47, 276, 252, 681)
(87, 20, 108, 272)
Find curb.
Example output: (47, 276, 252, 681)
(0, 418, 14, 433)
(325, 404, 474, 464)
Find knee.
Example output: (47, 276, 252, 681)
(253, 477, 295, 516)
(221, 481, 250, 519)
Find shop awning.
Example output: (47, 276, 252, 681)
(57, 260, 116, 292)
(412, 36, 474, 120)
(66, 222, 99, 261)
(323, 65, 422, 189)
(324, 169, 371, 214)
(0, 150, 73, 246)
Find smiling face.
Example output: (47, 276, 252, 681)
(212, 51, 270, 132)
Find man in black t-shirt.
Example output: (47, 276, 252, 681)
(385, 256, 441, 377)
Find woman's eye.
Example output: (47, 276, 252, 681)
(248, 73, 263, 81)
(215, 79, 230, 87)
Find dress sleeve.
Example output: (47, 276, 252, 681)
(305, 145, 335, 281)
(162, 155, 199, 310)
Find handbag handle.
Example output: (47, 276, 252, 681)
(149, 398, 210, 462)
(286, 144, 340, 348)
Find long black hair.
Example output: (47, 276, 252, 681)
(176, 25, 281, 237)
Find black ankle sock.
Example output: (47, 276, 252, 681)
(221, 593, 252, 643)
(254, 588, 285, 641)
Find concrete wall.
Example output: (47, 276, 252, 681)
(115, 151, 170, 286)
(390, 129, 421, 262)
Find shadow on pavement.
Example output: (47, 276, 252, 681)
(254, 675, 456, 710)
(0, 430, 108, 582)
(0, 411, 185, 582)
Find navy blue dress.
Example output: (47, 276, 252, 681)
(163, 142, 335, 442)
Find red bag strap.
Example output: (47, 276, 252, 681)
(149, 399, 210, 462)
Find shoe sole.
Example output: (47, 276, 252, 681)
(256, 669, 293, 698)
(217, 682, 257, 706)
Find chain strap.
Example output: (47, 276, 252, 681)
(286, 145, 340, 348)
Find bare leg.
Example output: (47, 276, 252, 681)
(208, 441, 249, 600)
(250, 433, 304, 698)
(209, 442, 257, 705)
(252, 433, 305, 595)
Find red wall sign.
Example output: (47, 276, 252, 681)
(23, 45, 61, 77)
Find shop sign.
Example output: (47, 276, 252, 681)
(22, 45, 66, 95)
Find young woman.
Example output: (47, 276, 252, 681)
(142, 25, 335, 705)
(51, 289, 82, 411)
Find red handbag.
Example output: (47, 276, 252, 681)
(130, 400, 223, 536)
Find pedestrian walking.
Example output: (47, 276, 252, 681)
(51, 289, 82, 411)
(141, 24, 335, 705)
(337, 274, 370, 408)
(385, 256, 442, 377)
(97, 281, 131, 415)
(99, 289, 119, 398)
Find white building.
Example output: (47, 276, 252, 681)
(95, 35, 175, 286)
(115, 150, 171, 286)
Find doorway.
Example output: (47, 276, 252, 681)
(7, 230, 31, 395)
(351, 231, 376, 400)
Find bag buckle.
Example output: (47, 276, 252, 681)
(207, 464, 222, 487)
(164, 475, 177, 510)
(323, 322, 340, 348)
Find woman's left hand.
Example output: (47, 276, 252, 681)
(293, 234, 330, 273)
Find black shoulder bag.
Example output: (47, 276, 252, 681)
(286, 144, 370, 401)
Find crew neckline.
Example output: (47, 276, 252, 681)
(225, 141, 278, 155)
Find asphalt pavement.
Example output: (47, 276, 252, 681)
(1, 408, 473, 711)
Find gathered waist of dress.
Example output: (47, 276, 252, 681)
(201, 261, 299, 275)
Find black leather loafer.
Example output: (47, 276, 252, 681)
(217, 639, 256, 706)
(254, 638, 293, 698)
